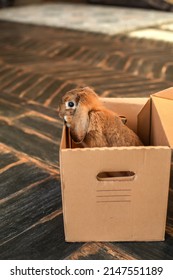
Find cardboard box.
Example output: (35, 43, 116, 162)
(60, 88, 173, 242)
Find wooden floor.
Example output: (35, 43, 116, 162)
(0, 21, 173, 260)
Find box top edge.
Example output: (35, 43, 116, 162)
(151, 87, 173, 100)
(61, 145, 170, 153)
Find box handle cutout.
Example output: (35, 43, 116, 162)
(97, 171, 135, 182)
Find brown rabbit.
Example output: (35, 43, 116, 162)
(58, 87, 143, 148)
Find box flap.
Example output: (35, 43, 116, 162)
(137, 99, 151, 145)
(151, 89, 173, 148)
(152, 87, 173, 100)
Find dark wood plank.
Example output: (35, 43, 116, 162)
(34, 79, 64, 104)
(0, 162, 50, 199)
(23, 76, 54, 99)
(0, 151, 18, 169)
(0, 214, 83, 260)
(12, 74, 42, 95)
(25, 101, 60, 120)
(0, 98, 26, 117)
(1, 72, 33, 92)
(0, 90, 27, 105)
(0, 91, 60, 120)
(0, 177, 61, 243)
(14, 115, 62, 142)
(111, 233, 173, 260)
(0, 120, 59, 166)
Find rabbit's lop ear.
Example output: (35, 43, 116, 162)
(70, 104, 89, 143)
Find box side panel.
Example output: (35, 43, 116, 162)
(61, 147, 171, 242)
(100, 97, 148, 133)
(151, 96, 173, 148)
(132, 148, 171, 241)
(151, 99, 169, 146)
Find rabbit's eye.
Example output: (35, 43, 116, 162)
(65, 101, 76, 109)
(68, 101, 75, 108)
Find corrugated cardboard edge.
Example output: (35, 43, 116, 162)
(60, 126, 69, 240)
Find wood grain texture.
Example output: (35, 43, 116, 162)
(0, 177, 61, 244)
(0, 214, 83, 260)
(67, 242, 135, 260)
(0, 161, 50, 199)
(0, 151, 18, 169)
(0, 120, 59, 166)
(0, 21, 173, 259)
(112, 233, 173, 260)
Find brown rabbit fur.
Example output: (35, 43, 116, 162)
(58, 87, 143, 148)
